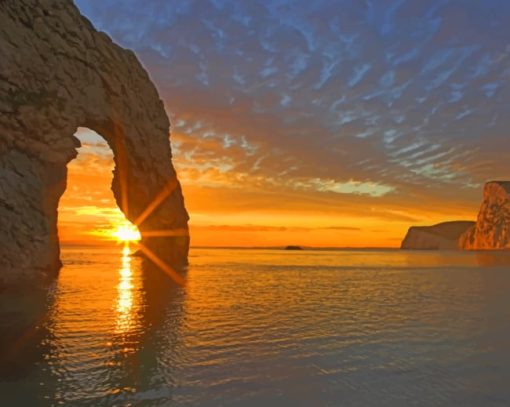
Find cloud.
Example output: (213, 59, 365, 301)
(74, 0, 510, 226)
(194, 224, 360, 232)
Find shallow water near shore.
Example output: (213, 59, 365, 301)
(1, 246, 510, 406)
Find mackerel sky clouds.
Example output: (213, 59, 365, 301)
(71, 0, 510, 246)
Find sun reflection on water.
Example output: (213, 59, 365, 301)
(115, 244, 137, 335)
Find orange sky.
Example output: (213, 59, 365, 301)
(57, 128, 479, 248)
(61, 1, 510, 248)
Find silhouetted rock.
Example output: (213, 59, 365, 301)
(285, 245, 304, 250)
(131, 249, 145, 258)
(0, 1, 189, 286)
(401, 221, 475, 250)
(460, 181, 510, 250)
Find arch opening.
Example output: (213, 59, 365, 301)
(57, 127, 141, 250)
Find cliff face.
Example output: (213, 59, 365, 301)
(402, 182, 510, 251)
(401, 221, 475, 250)
(0, 1, 189, 286)
(459, 182, 510, 250)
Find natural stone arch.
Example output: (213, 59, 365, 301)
(0, 1, 189, 286)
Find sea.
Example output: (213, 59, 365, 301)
(1, 246, 510, 406)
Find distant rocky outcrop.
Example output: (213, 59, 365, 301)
(402, 181, 510, 251)
(0, 1, 189, 286)
(459, 182, 510, 250)
(401, 221, 475, 250)
(285, 245, 304, 251)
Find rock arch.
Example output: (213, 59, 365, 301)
(0, 1, 189, 286)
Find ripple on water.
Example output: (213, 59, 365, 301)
(1, 248, 510, 406)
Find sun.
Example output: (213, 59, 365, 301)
(112, 221, 141, 243)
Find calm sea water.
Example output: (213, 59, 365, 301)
(1, 247, 510, 406)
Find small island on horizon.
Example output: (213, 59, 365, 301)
(284, 245, 304, 251)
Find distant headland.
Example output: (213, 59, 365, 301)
(402, 181, 510, 250)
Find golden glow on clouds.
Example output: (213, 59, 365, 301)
(58, 128, 476, 248)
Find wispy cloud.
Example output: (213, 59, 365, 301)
(72, 0, 510, 245)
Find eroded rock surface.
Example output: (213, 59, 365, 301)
(0, 0, 189, 286)
(459, 182, 510, 250)
(401, 221, 475, 250)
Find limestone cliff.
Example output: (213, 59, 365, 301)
(401, 221, 475, 250)
(459, 182, 510, 250)
(0, 1, 189, 286)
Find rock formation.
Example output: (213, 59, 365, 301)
(459, 181, 510, 250)
(401, 221, 475, 250)
(0, 1, 189, 287)
(401, 181, 510, 251)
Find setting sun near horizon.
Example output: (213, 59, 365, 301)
(112, 221, 141, 243)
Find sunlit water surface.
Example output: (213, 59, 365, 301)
(1, 247, 510, 406)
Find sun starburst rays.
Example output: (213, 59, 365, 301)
(111, 171, 187, 286)
(133, 176, 179, 226)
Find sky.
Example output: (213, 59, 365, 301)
(60, 0, 510, 247)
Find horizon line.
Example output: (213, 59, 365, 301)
(59, 242, 401, 250)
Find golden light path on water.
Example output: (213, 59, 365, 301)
(115, 245, 136, 335)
